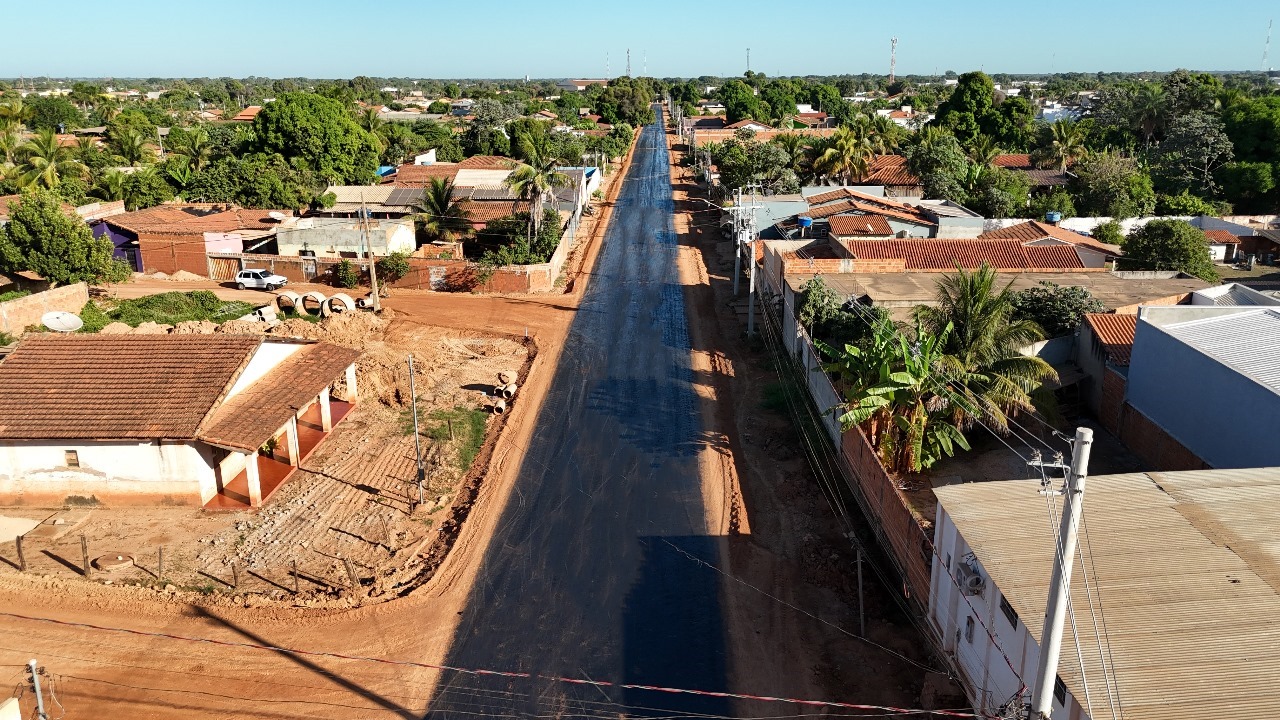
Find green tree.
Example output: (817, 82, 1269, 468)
(717, 80, 766, 124)
(1027, 189, 1077, 220)
(1037, 119, 1086, 172)
(26, 96, 85, 132)
(168, 126, 212, 171)
(1155, 111, 1234, 197)
(252, 92, 380, 184)
(904, 126, 970, 200)
(1091, 221, 1125, 247)
(915, 263, 1056, 432)
(109, 126, 154, 166)
(0, 95, 35, 132)
(0, 189, 125, 286)
(1070, 151, 1156, 219)
(415, 178, 472, 243)
(1120, 219, 1219, 281)
(17, 129, 87, 189)
(121, 167, 174, 211)
(1217, 161, 1277, 212)
(812, 124, 874, 184)
(1155, 191, 1222, 216)
(503, 149, 568, 239)
(1010, 281, 1106, 337)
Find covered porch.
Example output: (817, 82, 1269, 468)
(200, 349, 361, 511)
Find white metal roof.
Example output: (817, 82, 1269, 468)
(936, 468, 1280, 720)
(1161, 308, 1280, 394)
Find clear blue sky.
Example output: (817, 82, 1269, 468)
(4, 0, 1276, 79)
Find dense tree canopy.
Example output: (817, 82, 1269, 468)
(252, 92, 380, 184)
(0, 189, 128, 286)
(1120, 219, 1219, 281)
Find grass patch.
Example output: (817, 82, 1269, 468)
(80, 291, 256, 332)
(760, 382, 789, 413)
(280, 308, 321, 323)
(0, 289, 31, 302)
(402, 404, 489, 471)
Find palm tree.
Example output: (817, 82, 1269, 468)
(1046, 119, 1085, 173)
(0, 95, 34, 132)
(503, 148, 569, 240)
(771, 133, 809, 175)
(358, 107, 387, 152)
(0, 130, 19, 165)
(17, 129, 86, 189)
(170, 127, 211, 170)
(967, 135, 1002, 167)
(110, 127, 152, 166)
(812, 124, 874, 185)
(92, 169, 127, 202)
(914, 264, 1057, 433)
(415, 178, 472, 243)
(1132, 84, 1166, 147)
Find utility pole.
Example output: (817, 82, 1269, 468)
(747, 48, 751, 74)
(27, 660, 48, 720)
(408, 354, 425, 511)
(746, 183, 761, 336)
(732, 187, 744, 296)
(359, 194, 381, 312)
(1028, 427, 1094, 720)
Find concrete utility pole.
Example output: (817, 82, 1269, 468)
(1029, 427, 1094, 720)
(359, 194, 381, 312)
(746, 183, 760, 336)
(408, 354, 425, 510)
(27, 660, 48, 720)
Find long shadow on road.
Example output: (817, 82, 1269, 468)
(424, 113, 731, 718)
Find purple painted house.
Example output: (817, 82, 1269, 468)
(93, 221, 143, 272)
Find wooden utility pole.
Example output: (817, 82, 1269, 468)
(1029, 428, 1094, 720)
(359, 194, 381, 311)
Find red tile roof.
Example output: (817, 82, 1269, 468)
(458, 155, 515, 170)
(980, 220, 1121, 256)
(1203, 229, 1242, 244)
(806, 188, 935, 226)
(1084, 313, 1137, 365)
(856, 155, 921, 187)
(0, 335, 262, 440)
(842, 239, 1086, 271)
(393, 163, 461, 186)
(199, 343, 361, 451)
(828, 214, 894, 237)
(231, 106, 262, 122)
(993, 154, 1033, 169)
(105, 205, 291, 236)
(460, 199, 531, 223)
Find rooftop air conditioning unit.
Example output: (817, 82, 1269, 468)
(956, 561, 985, 596)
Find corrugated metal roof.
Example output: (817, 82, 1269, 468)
(1161, 309, 1280, 394)
(936, 467, 1280, 720)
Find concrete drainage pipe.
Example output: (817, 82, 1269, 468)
(323, 293, 357, 317)
(499, 383, 518, 399)
(492, 398, 507, 415)
(356, 293, 377, 309)
(276, 291, 302, 313)
(299, 291, 327, 316)
(497, 370, 518, 385)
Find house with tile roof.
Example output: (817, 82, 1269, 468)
(1201, 229, 1241, 262)
(0, 335, 361, 510)
(101, 204, 293, 276)
(992, 154, 1071, 189)
(980, 220, 1120, 268)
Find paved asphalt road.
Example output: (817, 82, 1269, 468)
(427, 112, 731, 718)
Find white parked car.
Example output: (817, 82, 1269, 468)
(234, 269, 288, 291)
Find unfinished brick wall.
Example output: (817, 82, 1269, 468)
(1117, 403, 1211, 471)
(0, 283, 89, 335)
(1099, 367, 1127, 435)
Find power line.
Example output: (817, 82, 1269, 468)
(0, 612, 982, 718)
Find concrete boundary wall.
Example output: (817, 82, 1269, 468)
(0, 283, 89, 335)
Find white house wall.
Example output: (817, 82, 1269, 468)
(0, 440, 216, 505)
(930, 506, 1088, 719)
(226, 342, 305, 400)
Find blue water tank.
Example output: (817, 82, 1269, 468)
(798, 216, 813, 229)
(1045, 211, 1062, 224)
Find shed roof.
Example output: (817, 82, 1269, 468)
(935, 467, 1280, 720)
(1203, 229, 1242, 245)
(393, 163, 461, 187)
(198, 343, 360, 451)
(1084, 312, 1137, 365)
(841, 239, 1086, 271)
(828, 214, 894, 237)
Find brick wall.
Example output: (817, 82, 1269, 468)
(1117, 402, 1211, 471)
(0, 283, 90, 335)
(1099, 366, 1126, 435)
(1111, 292, 1193, 315)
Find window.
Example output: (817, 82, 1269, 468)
(64, 450, 80, 468)
(1053, 676, 1067, 705)
(964, 616, 975, 643)
(945, 553, 952, 571)
(999, 593, 1019, 628)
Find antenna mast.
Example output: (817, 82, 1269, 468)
(1265, 19, 1274, 71)
(626, 49, 631, 78)
(747, 48, 751, 73)
(889, 37, 898, 84)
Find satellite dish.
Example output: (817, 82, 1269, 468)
(268, 211, 286, 221)
(42, 311, 84, 333)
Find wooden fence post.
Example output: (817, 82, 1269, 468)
(15, 535, 25, 572)
(80, 535, 91, 578)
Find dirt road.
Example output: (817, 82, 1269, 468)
(0, 113, 935, 719)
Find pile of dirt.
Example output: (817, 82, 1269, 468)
(171, 320, 218, 334)
(268, 319, 321, 340)
(150, 272, 169, 280)
(132, 321, 173, 334)
(214, 320, 267, 335)
(98, 322, 134, 334)
(168, 270, 206, 282)
(312, 312, 387, 348)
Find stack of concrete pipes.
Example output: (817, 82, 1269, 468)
(276, 291, 369, 318)
(492, 370, 518, 414)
